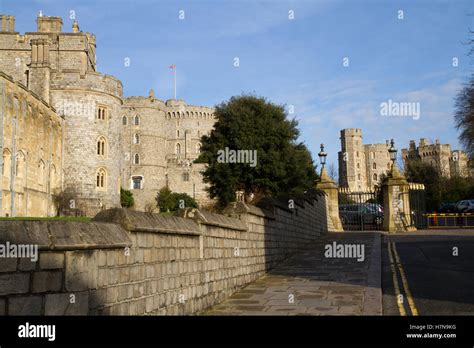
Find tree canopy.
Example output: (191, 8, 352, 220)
(196, 95, 318, 207)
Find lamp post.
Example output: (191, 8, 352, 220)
(388, 138, 397, 174)
(318, 143, 327, 174)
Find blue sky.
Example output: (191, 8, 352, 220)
(2, 0, 473, 170)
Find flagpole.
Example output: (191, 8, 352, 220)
(174, 67, 177, 100)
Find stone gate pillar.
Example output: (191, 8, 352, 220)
(382, 166, 415, 232)
(316, 168, 343, 232)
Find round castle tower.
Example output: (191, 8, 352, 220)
(50, 71, 123, 216)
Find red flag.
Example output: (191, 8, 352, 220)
(169, 64, 176, 69)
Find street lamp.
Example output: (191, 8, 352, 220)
(388, 138, 397, 172)
(318, 143, 327, 170)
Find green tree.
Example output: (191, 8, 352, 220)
(120, 188, 134, 208)
(156, 187, 198, 212)
(405, 160, 442, 211)
(196, 95, 318, 207)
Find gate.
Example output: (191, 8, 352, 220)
(338, 187, 384, 231)
(408, 183, 427, 229)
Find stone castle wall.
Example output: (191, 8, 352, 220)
(50, 71, 123, 216)
(0, 191, 330, 315)
(122, 96, 216, 211)
(339, 128, 391, 191)
(0, 73, 63, 217)
(401, 139, 471, 178)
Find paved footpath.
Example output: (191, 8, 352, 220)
(204, 232, 382, 315)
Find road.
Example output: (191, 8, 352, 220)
(382, 230, 474, 315)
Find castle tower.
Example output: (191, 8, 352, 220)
(338, 128, 368, 191)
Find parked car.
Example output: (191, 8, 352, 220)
(438, 202, 458, 213)
(455, 200, 474, 213)
(339, 204, 384, 225)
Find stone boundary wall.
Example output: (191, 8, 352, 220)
(0, 191, 330, 315)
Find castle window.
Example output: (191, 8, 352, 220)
(133, 134, 140, 144)
(97, 106, 107, 120)
(122, 116, 127, 125)
(131, 176, 143, 190)
(134, 154, 140, 165)
(176, 143, 181, 155)
(97, 136, 107, 157)
(357, 163, 360, 169)
(356, 151, 359, 157)
(134, 115, 140, 126)
(373, 173, 377, 181)
(96, 168, 107, 190)
(183, 172, 190, 182)
(373, 163, 376, 170)
(177, 130, 180, 138)
(196, 143, 201, 153)
(371, 152, 375, 159)
(358, 174, 361, 180)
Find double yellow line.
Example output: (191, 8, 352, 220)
(388, 242, 418, 316)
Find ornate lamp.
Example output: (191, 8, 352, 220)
(318, 143, 327, 170)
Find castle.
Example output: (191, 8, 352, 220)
(338, 128, 472, 192)
(338, 128, 392, 191)
(401, 138, 472, 178)
(0, 13, 215, 217)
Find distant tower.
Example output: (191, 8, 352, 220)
(338, 128, 367, 191)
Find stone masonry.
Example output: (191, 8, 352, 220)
(0, 190, 333, 315)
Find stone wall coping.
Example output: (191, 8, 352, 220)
(0, 220, 131, 250)
(92, 208, 202, 236)
(177, 208, 247, 231)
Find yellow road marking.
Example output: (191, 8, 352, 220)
(392, 242, 419, 316)
(387, 242, 406, 316)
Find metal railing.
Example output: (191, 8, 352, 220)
(424, 213, 474, 229)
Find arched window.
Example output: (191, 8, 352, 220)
(97, 106, 107, 120)
(373, 173, 378, 181)
(134, 115, 140, 126)
(97, 136, 107, 157)
(133, 134, 140, 144)
(96, 168, 107, 190)
(122, 116, 127, 125)
(357, 163, 360, 169)
(373, 163, 376, 170)
(134, 154, 140, 165)
(196, 143, 201, 153)
(176, 143, 181, 155)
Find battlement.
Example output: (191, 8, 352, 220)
(340, 128, 362, 138)
(124, 96, 166, 109)
(37, 15, 62, 33)
(165, 101, 215, 119)
(50, 70, 123, 99)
